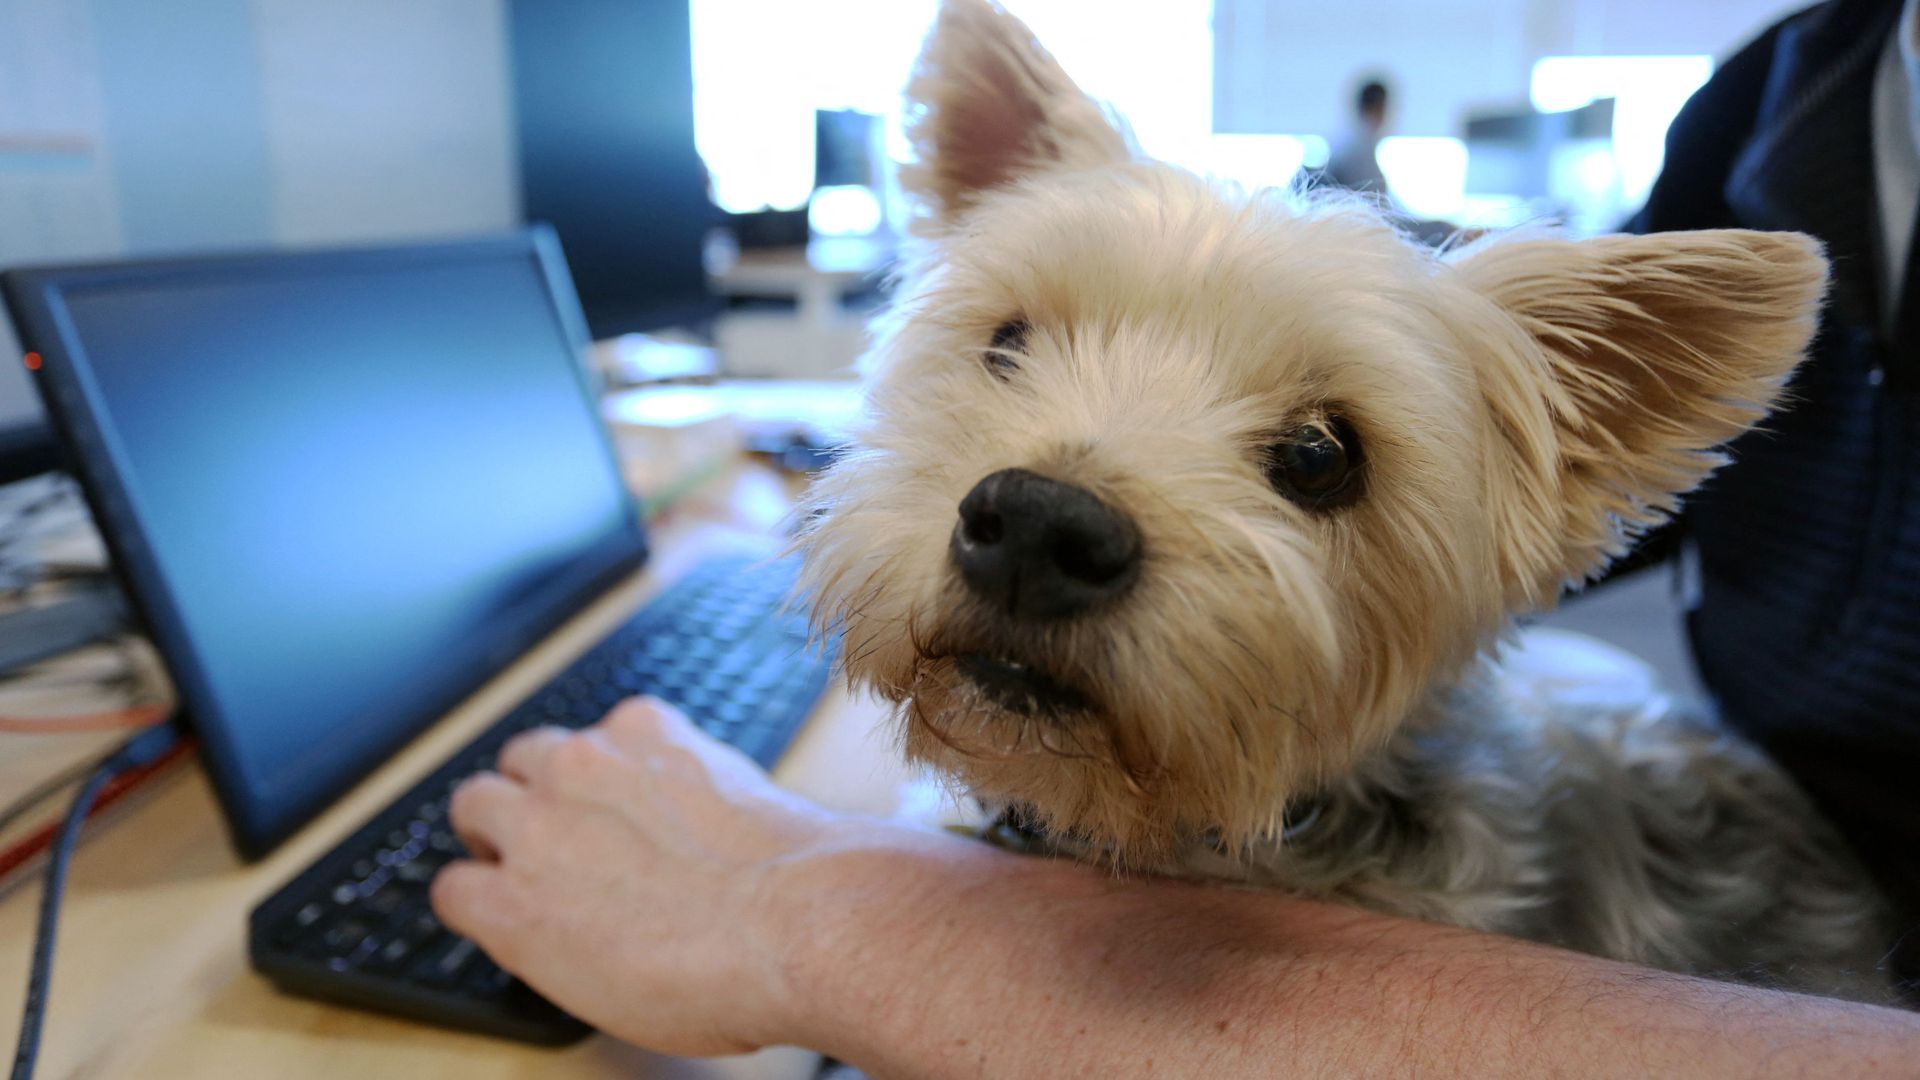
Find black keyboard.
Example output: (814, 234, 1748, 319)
(248, 553, 835, 1044)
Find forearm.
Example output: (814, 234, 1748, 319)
(771, 829, 1920, 1077)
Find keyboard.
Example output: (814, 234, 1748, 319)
(248, 553, 835, 1044)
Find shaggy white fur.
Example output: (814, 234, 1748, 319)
(798, 0, 1891, 999)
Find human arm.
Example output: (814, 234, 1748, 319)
(431, 698, 1920, 1077)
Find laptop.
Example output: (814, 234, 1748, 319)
(3, 229, 835, 1043)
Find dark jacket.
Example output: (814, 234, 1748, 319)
(1627, 0, 1919, 991)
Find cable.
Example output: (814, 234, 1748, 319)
(0, 706, 171, 734)
(9, 721, 181, 1080)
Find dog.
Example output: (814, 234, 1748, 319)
(798, 0, 1892, 1000)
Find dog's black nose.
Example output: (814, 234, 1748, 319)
(950, 468, 1141, 620)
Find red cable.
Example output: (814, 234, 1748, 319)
(0, 706, 173, 734)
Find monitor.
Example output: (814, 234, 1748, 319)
(2, 229, 648, 856)
(815, 109, 881, 189)
(508, 0, 716, 337)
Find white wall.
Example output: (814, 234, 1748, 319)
(250, 0, 518, 247)
(0, 0, 517, 266)
(0, 0, 127, 267)
(1214, 0, 1808, 138)
(691, 0, 1213, 213)
(1540, 0, 1809, 57)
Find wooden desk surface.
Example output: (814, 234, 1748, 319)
(0, 463, 914, 1079)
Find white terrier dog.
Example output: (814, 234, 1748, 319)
(800, 0, 1891, 999)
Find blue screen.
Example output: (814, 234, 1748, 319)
(53, 243, 644, 850)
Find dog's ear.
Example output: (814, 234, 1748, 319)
(902, 0, 1130, 225)
(1453, 229, 1827, 596)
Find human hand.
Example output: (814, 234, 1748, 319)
(431, 696, 855, 1056)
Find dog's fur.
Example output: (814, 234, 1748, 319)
(799, 0, 1893, 999)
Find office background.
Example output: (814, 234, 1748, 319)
(0, 2, 1849, 1062)
(0, 0, 1811, 467)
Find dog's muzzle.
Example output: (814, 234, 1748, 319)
(948, 468, 1141, 621)
(956, 653, 1090, 715)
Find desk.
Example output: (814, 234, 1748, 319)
(0, 462, 914, 1079)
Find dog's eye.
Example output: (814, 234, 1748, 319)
(1265, 416, 1365, 510)
(984, 318, 1029, 379)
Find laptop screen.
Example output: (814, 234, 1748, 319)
(6, 232, 647, 855)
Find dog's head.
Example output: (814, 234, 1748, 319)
(799, 0, 1826, 859)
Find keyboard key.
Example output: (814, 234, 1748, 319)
(412, 937, 481, 988)
(369, 935, 414, 974)
(395, 907, 442, 942)
(344, 933, 383, 969)
(323, 919, 372, 954)
(363, 881, 408, 918)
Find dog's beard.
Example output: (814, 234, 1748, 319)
(876, 583, 1339, 863)
(900, 619, 1163, 790)
(895, 651, 1178, 863)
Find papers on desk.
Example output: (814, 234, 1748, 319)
(591, 332, 720, 386)
(0, 476, 107, 591)
(603, 387, 742, 517)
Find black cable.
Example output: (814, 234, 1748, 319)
(9, 721, 181, 1080)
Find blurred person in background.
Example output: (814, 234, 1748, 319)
(1317, 75, 1458, 245)
(1323, 76, 1392, 193)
